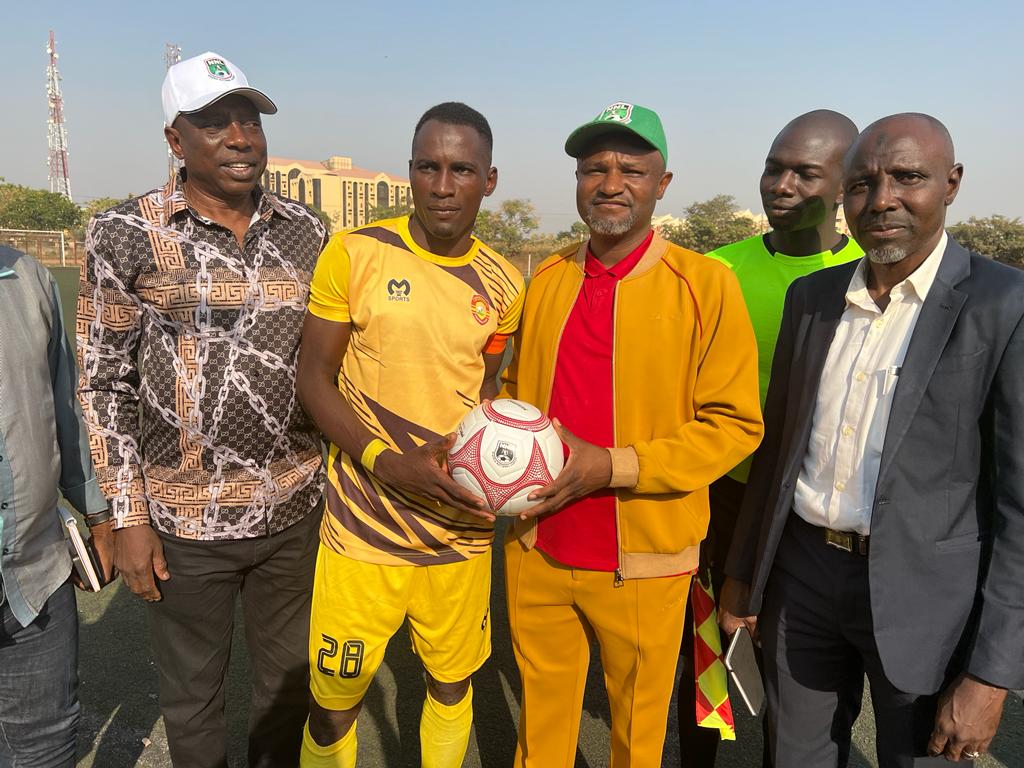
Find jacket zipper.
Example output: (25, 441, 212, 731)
(611, 282, 624, 586)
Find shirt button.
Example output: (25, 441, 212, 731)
(842, 425, 854, 437)
(874, 319, 884, 328)
(855, 371, 867, 382)
(835, 481, 846, 492)
(0, 502, 7, 510)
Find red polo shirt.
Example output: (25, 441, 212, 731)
(536, 231, 653, 571)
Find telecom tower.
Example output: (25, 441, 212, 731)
(45, 30, 72, 199)
(164, 43, 182, 180)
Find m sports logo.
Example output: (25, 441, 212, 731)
(387, 279, 411, 302)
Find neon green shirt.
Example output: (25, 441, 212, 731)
(707, 233, 863, 482)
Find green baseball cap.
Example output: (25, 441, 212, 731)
(564, 101, 668, 165)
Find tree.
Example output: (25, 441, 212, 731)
(0, 182, 82, 231)
(368, 202, 413, 223)
(661, 194, 759, 254)
(554, 221, 589, 246)
(948, 215, 1024, 268)
(309, 206, 337, 233)
(74, 196, 130, 240)
(474, 199, 540, 264)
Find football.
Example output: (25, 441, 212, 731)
(448, 399, 564, 516)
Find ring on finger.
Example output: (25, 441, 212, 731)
(963, 750, 980, 760)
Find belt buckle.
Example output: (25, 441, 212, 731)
(825, 529, 854, 553)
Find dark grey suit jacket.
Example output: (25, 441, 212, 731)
(726, 237, 1024, 695)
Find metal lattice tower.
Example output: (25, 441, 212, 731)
(46, 30, 72, 199)
(164, 43, 182, 179)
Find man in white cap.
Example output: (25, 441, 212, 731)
(78, 52, 327, 767)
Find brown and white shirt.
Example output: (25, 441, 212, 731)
(77, 173, 327, 540)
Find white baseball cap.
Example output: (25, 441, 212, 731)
(161, 51, 277, 126)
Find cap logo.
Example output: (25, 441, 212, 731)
(598, 102, 633, 124)
(204, 58, 234, 81)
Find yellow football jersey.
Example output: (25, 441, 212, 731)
(307, 216, 525, 565)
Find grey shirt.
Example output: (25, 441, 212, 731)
(0, 246, 107, 628)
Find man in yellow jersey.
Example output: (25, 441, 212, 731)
(675, 109, 862, 767)
(502, 101, 763, 767)
(295, 102, 525, 768)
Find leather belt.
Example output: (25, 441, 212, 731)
(824, 527, 869, 556)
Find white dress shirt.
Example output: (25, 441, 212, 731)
(793, 233, 948, 535)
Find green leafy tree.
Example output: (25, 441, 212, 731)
(948, 215, 1024, 267)
(74, 196, 130, 240)
(474, 199, 540, 263)
(368, 202, 413, 223)
(554, 221, 589, 246)
(310, 206, 337, 233)
(661, 194, 759, 254)
(0, 182, 82, 231)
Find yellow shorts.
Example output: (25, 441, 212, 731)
(309, 544, 492, 711)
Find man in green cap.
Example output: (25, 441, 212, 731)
(501, 101, 763, 766)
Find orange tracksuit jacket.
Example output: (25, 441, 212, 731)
(502, 234, 764, 579)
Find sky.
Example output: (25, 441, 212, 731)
(2, 0, 1022, 232)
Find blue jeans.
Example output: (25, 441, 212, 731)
(0, 580, 79, 768)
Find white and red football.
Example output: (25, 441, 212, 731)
(448, 399, 564, 516)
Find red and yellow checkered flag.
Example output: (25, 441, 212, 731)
(691, 575, 736, 740)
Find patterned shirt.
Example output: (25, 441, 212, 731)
(77, 173, 327, 540)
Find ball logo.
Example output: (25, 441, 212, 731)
(387, 279, 411, 302)
(493, 440, 516, 467)
(470, 294, 491, 325)
(204, 58, 234, 81)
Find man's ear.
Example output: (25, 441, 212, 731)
(656, 171, 673, 200)
(484, 166, 498, 198)
(165, 125, 185, 160)
(945, 163, 964, 206)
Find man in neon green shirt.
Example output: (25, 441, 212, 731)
(677, 109, 861, 768)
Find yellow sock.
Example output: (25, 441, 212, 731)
(420, 685, 474, 768)
(299, 720, 357, 768)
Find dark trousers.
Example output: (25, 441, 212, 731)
(0, 580, 79, 768)
(148, 510, 320, 768)
(760, 514, 946, 768)
(677, 476, 771, 768)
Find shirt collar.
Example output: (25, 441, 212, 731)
(584, 229, 654, 279)
(162, 169, 290, 226)
(845, 231, 948, 311)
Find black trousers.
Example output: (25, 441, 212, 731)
(760, 514, 946, 768)
(677, 476, 771, 768)
(148, 510, 320, 768)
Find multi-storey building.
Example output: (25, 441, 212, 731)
(264, 155, 411, 232)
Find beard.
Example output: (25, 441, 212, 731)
(583, 203, 637, 236)
(866, 245, 908, 264)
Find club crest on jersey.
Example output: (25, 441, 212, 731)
(599, 102, 633, 124)
(204, 58, 234, 81)
(387, 279, 411, 301)
(493, 440, 516, 467)
(470, 294, 491, 325)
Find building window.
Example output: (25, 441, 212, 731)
(313, 178, 322, 211)
(275, 171, 282, 194)
(298, 178, 306, 204)
(287, 169, 301, 200)
(377, 181, 390, 208)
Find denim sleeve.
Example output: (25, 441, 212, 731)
(47, 275, 107, 516)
